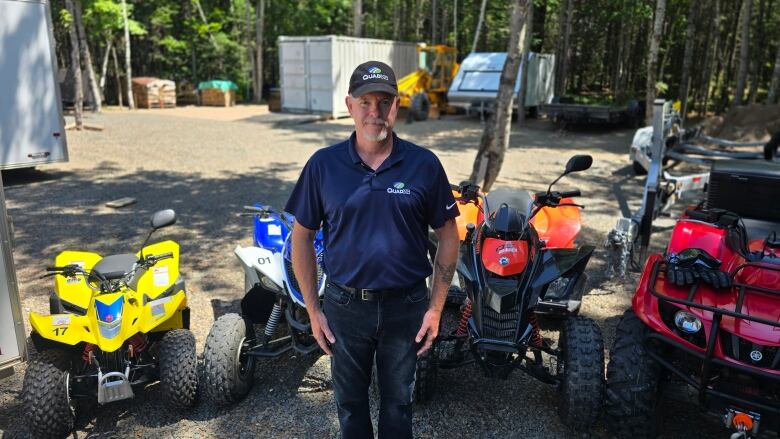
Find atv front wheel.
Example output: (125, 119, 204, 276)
(158, 329, 199, 408)
(202, 313, 256, 405)
(557, 315, 605, 430)
(414, 341, 439, 403)
(605, 309, 661, 438)
(22, 349, 76, 439)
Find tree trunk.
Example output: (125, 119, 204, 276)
(392, 0, 401, 39)
(701, 0, 720, 115)
(415, 0, 424, 40)
(245, 1, 255, 102)
(517, 1, 533, 125)
(431, 0, 437, 43)
(121, 0, 135, 109)
(678, 0, 697, 120)
(111, 44, 123, 107)
(768, 43, 780, 103)
(73, 0, 101, 112)
(65, 0, 83, 128)
(453, 0, 457, 51)
(99, 38, 112, 99)
(555, 0, 573, 96)
(353, 0, 363, 37)
(254, 0, 265, 104)
(469, 0, 527, 192)
(471, 0, 487, 53)
(733, 0, 752, 106)
(645, 0, 666, 124)
(747, 0, 765, 104)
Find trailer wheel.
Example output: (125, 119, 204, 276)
(410, 93, 430, 121)
(22, 349, 76, 439)
(202, 313, 256, 405)
(605, 309, 661, 438)
(557, 315, 605, 430)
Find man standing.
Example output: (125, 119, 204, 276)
(285, 61, 460, 439)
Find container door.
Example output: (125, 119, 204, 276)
(0, 0, 68, 169)
(279, 40, 309, 111)
(0, 172, 26, 376)
(307, 40, 332, 112)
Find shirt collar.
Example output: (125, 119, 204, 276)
(347, 132, 406, 171)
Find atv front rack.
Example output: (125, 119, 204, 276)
(645, 259, 780, 418)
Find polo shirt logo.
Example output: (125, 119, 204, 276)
(387, 181, 411, 194)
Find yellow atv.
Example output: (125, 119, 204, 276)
(22, 209, 197, 438)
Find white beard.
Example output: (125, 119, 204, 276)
(362, 126, 388, 142)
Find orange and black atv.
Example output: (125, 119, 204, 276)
(417, 155, 605, 431)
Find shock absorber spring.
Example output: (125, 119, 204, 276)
(82, 343, 98, 364)
(264, 302, 282, 339)
(126, 334, 147, 358)
(456, 297, 472, 336)
(529, 313, 543, 348)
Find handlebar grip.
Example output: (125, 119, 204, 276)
(450, 183, 460, 191)
(45, 266, 59, 272)
(685, 209, 710, 221)
(243, 205, 269, 213)
(559, 190, 581, 198)
(158, 252, 174, 260)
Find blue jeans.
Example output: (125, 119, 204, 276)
(323, 281, 429, 439)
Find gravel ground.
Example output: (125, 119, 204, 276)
(0, 107, 732, 438)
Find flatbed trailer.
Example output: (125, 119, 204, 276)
(540, 99, 643, 128)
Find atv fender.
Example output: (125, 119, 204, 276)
(29, 312, 96, 346)
(532, 245, 595, 290)
(234, 245, 284, 290)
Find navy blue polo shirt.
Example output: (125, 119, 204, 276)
(284, 132, 459, 289)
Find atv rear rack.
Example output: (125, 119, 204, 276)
(644, 259, 780, 418)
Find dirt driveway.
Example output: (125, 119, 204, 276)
(0, 106, 729, 438)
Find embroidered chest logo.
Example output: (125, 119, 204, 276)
(387, 181, 411, 195)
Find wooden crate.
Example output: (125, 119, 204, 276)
(132, 77, 176, 109)
(200, 88, 235, 107)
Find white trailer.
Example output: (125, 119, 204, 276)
(278, 35, 417, 118)
(0, 170, 26, 379)
(447, 52, 555, 113)
(0, 0, 69, 170)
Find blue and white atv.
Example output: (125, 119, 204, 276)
(201, 204, 326, 405)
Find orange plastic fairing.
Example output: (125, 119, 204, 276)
(481, 238, 529, 276)
(530, 197, 581, 249)
(452, 190, 483, 241)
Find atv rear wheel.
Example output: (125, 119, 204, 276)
(414, 341, 439, 403)
(202, 313, 256, 405)
(22, 349, 76, 439)
(557, 315, 605, 430)
(158, 329, 199, 408)
(605, 309, 661, 438)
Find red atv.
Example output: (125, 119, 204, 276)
(606, 159, 780, 438)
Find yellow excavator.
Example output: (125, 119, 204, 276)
(398, 44, 459, 121)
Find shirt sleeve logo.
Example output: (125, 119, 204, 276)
(387, 181, 411, 194)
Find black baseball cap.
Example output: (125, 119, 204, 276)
(348, 61, 398, 97)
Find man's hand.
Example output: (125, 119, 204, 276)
(309, 308, 336, 356)
(415, 308, 441, 356)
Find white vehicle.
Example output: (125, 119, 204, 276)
(0, 0, 69, 170)
(202, 204, 326, 405)
(447, 52, 555, 115)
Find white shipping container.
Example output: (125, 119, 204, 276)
(0, 0, 68, 170)
(278, 35, 417, 118)
(0, 171, 26, 379)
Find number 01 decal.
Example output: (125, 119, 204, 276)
(53, 327, 68, 336)
(257, 257, 271, 265)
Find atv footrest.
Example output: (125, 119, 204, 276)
(97, 371, 134, 404)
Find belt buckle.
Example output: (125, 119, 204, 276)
(361, 289, 369, 301)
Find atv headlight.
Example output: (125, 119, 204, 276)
(674, 310, 702, 334)
(95, 296, 124, 339)
(260, 274, 281, 293)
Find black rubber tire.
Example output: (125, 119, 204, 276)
(158, 329, 199, 408)
(557, 315, 605, 430)
(22, 349, 75, 439)
(414, 341, 438, 404)
(202, 313, 256, 405)
(632, 160, 648, 175)
(410, 93, 430, 121)
(605, 309, 661, 438)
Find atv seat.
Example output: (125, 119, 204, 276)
(91, 254, 138, 280)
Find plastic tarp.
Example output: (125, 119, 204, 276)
(198, 80, 238, 91)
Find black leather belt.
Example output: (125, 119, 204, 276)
(332, 281, 424, 302)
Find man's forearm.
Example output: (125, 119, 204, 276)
(291, 227, 321, 314)
(430, 223, 459, 313)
